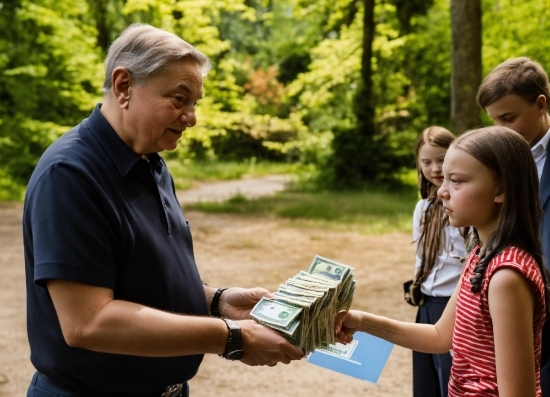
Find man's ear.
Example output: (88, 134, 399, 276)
(111, 67, 132, 109)
(536, 94, 547, 115)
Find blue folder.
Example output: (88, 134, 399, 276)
(307, 331, 394, 383)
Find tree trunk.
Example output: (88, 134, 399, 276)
(327, 0, 377, 188)
(450, 0, 482, 134)
(356, 0, 375, 125)
(85, 0, 110, 53)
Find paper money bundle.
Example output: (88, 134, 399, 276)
(250, 255, 356, 354)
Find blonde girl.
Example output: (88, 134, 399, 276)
(410, 127, 466, 397)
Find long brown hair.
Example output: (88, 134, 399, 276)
(454, 126, 550, 315)
(413, 127, 456, 289)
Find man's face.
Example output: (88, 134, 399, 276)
(122, 58, 203, 155)
(485, 94, 547, 147)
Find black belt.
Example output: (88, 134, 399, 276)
(33, 372, 188, 397)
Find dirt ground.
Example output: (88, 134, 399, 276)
(0, 196, 416, 397)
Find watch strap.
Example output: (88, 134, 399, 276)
(211, 287, 228, 317)
(220, 318, 243, 360)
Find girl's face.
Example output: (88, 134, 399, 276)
(486, 94, 548, 147)
(437, 147, 504, 243)
(418, 142, 447, 187)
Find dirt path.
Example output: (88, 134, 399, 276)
(176, 175, 291, 205)
(0, 181, 416, 397)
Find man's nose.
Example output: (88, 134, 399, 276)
(180, 111, 197, 128)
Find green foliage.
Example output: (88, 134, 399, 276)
(287, 1, 440, 187)
(481, 0, 550, 130)
(0, 169, 26, 201)
(405, 0, 452, 129)
(120, 0, 309, 163)
(482, 0, 550, 71)
(2, 0, 550, 196)
(0, 0, 103, 188)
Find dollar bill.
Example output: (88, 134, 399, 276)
(250, 297, 302, 328)
(308, 255, 354, 281)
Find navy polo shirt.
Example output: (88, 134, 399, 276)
(23, 104, 209, 393)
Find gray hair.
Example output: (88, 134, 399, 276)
(102, 23, 212, 94)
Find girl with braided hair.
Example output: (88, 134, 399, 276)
(336, 126, 550, 397)
(409, 126, 467, 397)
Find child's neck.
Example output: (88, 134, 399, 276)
(543, 113, 550, 134)
(477, 228, 496, 252)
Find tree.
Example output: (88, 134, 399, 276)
(450, 0, 481, 134)
(86, 0, 129, 53)
(328, 0, 377, 188)
(0, 0, 103, 194)
(392, 0, 434, 35)
(328, 0, 440, 187)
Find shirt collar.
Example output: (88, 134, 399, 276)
(532, 127, 550, 155)
(84, 104, 154, 177)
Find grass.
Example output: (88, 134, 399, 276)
(178, 162, 420, 234)
(166, 159, 298, 190)
(0, 174, 25, 201)
(186, 186, 418, 234)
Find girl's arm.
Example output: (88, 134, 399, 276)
(335, 280, 460, 354)
(489, 268, 537, 397)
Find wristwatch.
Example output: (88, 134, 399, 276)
(220, 318, 243, 361)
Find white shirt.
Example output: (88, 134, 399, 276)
(532, 127, 550, 179)
(413, 199, 466, 297)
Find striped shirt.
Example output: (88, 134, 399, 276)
(449, 246, 546, 396)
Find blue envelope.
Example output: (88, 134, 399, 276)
(307, 332, 394, 383)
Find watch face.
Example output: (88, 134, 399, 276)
(227, 350, 243, 360)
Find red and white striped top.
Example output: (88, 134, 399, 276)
(448, 246, 546, 397)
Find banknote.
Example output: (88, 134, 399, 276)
(249, 255, 356, 353)
(308, 255, 354, 281)
(250, 297, 302, 328)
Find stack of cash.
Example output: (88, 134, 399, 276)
(250, 255, 355, 354)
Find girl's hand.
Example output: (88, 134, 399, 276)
(334, 310, 362, 344)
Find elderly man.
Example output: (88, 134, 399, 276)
(23, 23, 303, 397)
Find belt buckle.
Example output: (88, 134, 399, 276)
(161, 383, 183, 397)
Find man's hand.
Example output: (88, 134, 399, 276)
(218, 287, 273, 320)
(238, 320, 304, 366)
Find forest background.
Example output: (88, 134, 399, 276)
(0, 0, 549, 201)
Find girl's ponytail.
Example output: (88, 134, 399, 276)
(415, 192, 446, 289)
